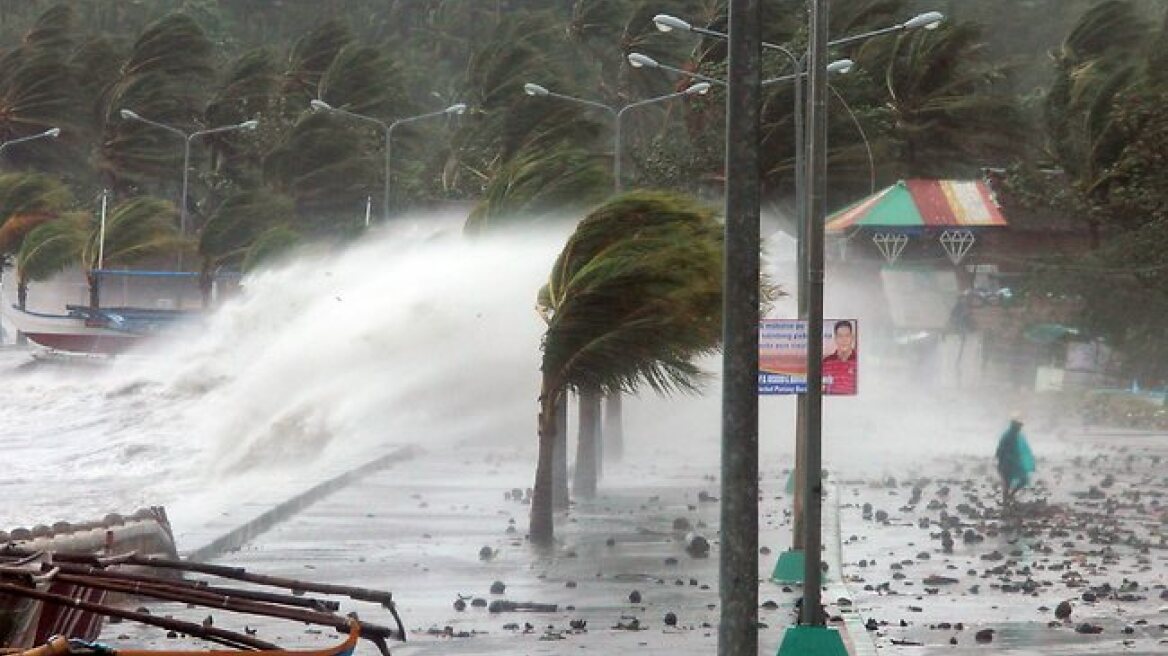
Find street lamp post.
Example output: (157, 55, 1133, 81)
(522, 81, 710, 194)
(119, 110, 259, 237)
(0, 127, 62, 157)
(309, 100, 467, 222)
(652, 9, 944, 587)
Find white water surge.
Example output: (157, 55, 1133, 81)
(0, 215, 566, 542)
(0, 212, 1021, 550)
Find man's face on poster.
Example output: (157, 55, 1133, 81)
(834, 323, 854, 358)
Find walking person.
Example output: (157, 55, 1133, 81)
(995, 415, 1036, 509)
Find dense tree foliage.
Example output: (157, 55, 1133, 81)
(0, 0, 1164, 380)
(1001, 0, 1168, 381)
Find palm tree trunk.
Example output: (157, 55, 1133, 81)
(573, 388, 601, 498)
(199, 261, 214, 309)
(603, 392, 624, 462)
(87, 271, 100, 308)
(552, 393, 569, 511)
(530, 381, 559, 547)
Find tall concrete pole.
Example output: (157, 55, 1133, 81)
(792, 55, 808, 551)
(801, 0, 829, 628)
(720, 0, 761, 653)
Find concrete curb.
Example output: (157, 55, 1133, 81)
(824, 483, 879, 656)
(185, 445, 421, 562)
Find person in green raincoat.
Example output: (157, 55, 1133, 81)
(995, 416, 1036, 507)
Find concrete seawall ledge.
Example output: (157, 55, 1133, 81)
(185, 445, 422, 562)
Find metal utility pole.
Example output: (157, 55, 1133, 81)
(802, 0, 829, 629)
(720, 0, 761, 654)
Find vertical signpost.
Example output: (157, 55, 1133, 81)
(720, 0, 761, 654)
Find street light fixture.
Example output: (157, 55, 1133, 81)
(309, 99, 467, 222)
(521, 81, 709, 193)
(627, 54, 871, 193)
(0, 126, 62, 156)
(119, 109, 259, 237)
(653, 11, 945, 44)
(628, 52, 853, 86)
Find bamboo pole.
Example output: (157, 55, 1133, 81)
(0, 582, 276, 651)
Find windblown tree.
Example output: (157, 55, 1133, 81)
(198, 188, 298, 303)
(853, 20, 1027, 178)
(1041, 0, 1153, 244)
(531, 190, 724, 545)
(0, 172, 73, 306)
(98, 13, 216, 198)
(204, 48, 282, 187)
(262, 112, 374, 235)
(16, 196, 184, 308)
(0, 5, 80, 176)
(1017, 1, 1168, 381)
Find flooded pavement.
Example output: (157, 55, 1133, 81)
(96, 428, 1166, 655)
(99, 443, 814, 655)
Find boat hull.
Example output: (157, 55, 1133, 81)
(1, 508, 177, 647)
(2, 305, 185, 355)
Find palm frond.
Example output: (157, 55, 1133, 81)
(16, 211, 88, 283)
(540, 190, 724, 397)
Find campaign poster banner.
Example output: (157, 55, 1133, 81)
(759, 319, 858, 395)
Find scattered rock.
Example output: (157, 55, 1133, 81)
(685, 533, 711, 558)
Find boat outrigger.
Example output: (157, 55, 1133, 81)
(6, 618, 360, 656)
(0, 509, 177, 648)
(1, 514, 404, 654)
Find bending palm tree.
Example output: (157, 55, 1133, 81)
(531, 190, 723, 545)
(16, 197, 186, 308)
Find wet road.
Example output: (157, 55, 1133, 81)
(98, 429, 1166, 655)
(835, 429, 1168, 654)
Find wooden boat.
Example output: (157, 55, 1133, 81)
(0, 509, 177, 649)
(3, 304, 196, 355)
(7, 618, 359, 656)
(3, 267, 240, 355)
(0, 546, 404, 655)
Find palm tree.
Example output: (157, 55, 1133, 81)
(263, 112, 374, 235)
(1042, 0, 1154, 244)
(531, 190, 724, 545)
(0, 172, 73, 308)
(281, 19, 355, 112)
(98, 13, 216, 192)
(16, 196, 185, 308)
(850, 20, 1026, 178)
(0, 11, 79, 173)
(198, 188, 297, 303)
(464, 145, 610, 233)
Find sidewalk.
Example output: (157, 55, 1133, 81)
(98, 445, 857, 655)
